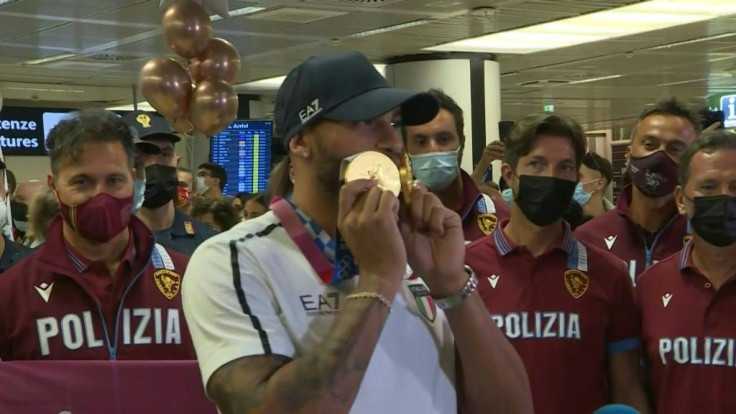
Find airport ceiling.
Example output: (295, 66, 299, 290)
(0, 0, 735, 134)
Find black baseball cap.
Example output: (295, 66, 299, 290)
(275, 51, 439, 149)
(122, 111, 180, 144)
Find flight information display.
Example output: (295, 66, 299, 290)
(210, 120, 272, 195)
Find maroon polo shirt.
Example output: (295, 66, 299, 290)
(465, 220, 639, 414)
(637, 242, 736, 414)
(456, 170, 509, 242)
(0, 216, 195, 361)
(575, 184, 689, 284)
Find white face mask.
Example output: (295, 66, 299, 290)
(196, 176, 210, 194)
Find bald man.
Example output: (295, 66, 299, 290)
(14, 180, 46, 205)
(12, 180, 47, 243)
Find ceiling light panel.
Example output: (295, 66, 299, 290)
(426, 0, 736, 54)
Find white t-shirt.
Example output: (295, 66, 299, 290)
(182, 211, 457, 414)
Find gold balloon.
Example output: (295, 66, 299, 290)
(197, 38, 241, 83)
(162, 0, 212, 59)
(168, 117, 194, 134)
(189, 79, 238, 136)
(139, 57, 193, 121)
(189, 58, 202, 83)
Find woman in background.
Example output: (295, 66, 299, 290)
(231, 192, 252, 218)
(242, 193, 268, 221)
(25, 192, 59, 248)
(191, 199, 239, 233)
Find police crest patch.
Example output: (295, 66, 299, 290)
(154, 269, 181, 300)
(478, 213, 498, 236)
(408, 283, 436, 323)
(564, 269, 589, 299)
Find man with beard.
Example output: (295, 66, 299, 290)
(404, 89, 509, 242)
(122, 111, 215, 256)
(465, 113, 648, 414)
(182, 51, 532, 414)
(575, 98, 700, 284)
(637, 130, 736, 413)
(0, 109, 194, 359)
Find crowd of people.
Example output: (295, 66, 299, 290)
(0, 49, 734, 414)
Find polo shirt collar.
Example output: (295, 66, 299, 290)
(493, 218, 575, 256)
(679, 239, 695, 271)
(457, 170, 483, 220)
(64, 230, 137, 274)
(615, 184, 634, 215)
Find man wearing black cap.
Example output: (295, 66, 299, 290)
(182, 51, 531, 414)
(122, 111, 215, 256)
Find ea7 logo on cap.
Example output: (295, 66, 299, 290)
(136, 114, 152, 128)
(299, 99, 322, 124)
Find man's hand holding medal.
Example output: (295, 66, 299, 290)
(339, 151, 468, 297)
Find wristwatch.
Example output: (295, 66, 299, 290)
(432, 265, 479, 310)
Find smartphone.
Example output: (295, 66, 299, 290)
(498, 121, 516, 143)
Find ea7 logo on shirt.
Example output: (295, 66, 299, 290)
(299, 99, 322, 124)
(563, 269, 589, 299)
(300, 292, 340, 316)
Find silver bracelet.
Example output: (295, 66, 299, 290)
(432, 265, 479, 310)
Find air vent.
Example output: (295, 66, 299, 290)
(519, 80, 570, 87)
(248, 8, 348, 23)
(80, 53, 138, 62)
(305, 0, 404, 5)
(43, 60, 118, 70)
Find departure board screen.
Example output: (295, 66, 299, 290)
(210, 120, 272, 195)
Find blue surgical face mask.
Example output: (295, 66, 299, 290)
(132, 178, 146, 214)
(572, 179, 598, 206)
(501, 188, 514, 205)
(408, 149, 460, 192)
(572, 184, 592, 206)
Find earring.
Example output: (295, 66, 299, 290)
(302, 152, 309, 158)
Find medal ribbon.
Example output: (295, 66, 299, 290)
(271, 198, 358, 285)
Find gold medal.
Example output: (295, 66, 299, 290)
(343, 151, 401, 197)
(398, 152, 414, 205)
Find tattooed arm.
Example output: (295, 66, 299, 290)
(207, 276, 394, 414)
(208, 181, 411, 414)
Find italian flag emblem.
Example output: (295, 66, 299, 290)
(408, 284, 436, 323)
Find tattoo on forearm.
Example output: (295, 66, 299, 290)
(209, 300, 386, 414)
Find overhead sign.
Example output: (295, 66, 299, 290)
(720, 94, 736, 128)
(543, 104, 555, 112)
(0, 107, 73, 156)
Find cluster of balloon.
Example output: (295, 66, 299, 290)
(139, 0, 240, 136)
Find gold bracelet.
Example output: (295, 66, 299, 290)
(346, 292, 392, 312)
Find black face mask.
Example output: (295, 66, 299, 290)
(515, 175, 577, 227)
(142, 164, 178, 209)
(690, 195, 736, 247)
